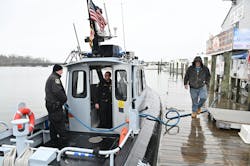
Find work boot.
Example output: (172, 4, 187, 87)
(197, 108, 202, 114)
(191, 112, 197, 118)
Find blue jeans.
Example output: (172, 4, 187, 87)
(190, 86, 207, 113)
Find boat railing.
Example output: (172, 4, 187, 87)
(57, 129, 132, 166)
(0, 121, 9, 133)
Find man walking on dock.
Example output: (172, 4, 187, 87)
(184, 56, 211, 118)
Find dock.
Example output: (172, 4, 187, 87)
(156, 74, 250, 166)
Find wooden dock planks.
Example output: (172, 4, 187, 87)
(157, 112, 250, 166)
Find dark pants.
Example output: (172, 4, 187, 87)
(99, 101, 112, 128)
(45, 102, 68, 147)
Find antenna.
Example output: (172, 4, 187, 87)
(121, 1, 126, 52)
(73, 23, 82, 53)
(103, 3, 112, 38)
(113, 27, 117, 37)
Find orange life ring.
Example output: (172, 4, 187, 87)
(13, 107, 35, 132)
(119, 127, 128, 146)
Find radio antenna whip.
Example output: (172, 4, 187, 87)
(121, 1, 126, 52)
(103, 3, 112, 38)
(73, 23, 82, 55)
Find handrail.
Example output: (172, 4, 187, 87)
(0, 121, 9, 133)
(57, 129, 132, 166)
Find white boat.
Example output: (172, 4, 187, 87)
(0, 0, 162, 165)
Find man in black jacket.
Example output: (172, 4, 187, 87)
(94, 71, 112, 128)
(45, 64, 68, 146)
(184, 56, 211, 118)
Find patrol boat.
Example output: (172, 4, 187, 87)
(0, 1, 162, 166)
(0, 50, 162, 166)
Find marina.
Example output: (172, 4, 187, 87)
(0, 0, 250, 165)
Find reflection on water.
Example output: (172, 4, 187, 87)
(181, 118, 206, 164)
(208, 92, 248, 111)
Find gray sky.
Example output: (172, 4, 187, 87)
(0, 0, 231, 62)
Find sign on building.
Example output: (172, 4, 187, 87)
(206, 28, 233, 55)
(233, 28, 250, 50)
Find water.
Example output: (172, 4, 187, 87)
(0, 67, 50, 126)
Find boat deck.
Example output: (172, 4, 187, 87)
(44, 131, 120, 166)
(44, 131, 119, 150)
(157, 75, 250, 166)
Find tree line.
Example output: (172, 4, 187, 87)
(0, 54, 51, 66)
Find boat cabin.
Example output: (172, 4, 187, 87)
(65, 51, 147, 133)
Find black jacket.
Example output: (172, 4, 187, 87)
(184, 65, 211, 89)
(45, 72, 67, 105)
(94, 79, 112, 104)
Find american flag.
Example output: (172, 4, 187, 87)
(88, 0, 107, 32)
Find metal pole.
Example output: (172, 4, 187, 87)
(110, 153, 114, 166)
(73, 23, 81, 55)
(121, 1, 126, 51)
(103, 3, 111, 37)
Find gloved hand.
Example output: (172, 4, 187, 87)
(64, 103, 69, 110)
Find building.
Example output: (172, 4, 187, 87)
(206, 0, 250, 110)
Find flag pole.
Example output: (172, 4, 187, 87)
(86, 0, 100, 55)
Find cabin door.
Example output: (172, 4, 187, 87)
(112, 65, 131, 132)
(67, 65, 90, 132)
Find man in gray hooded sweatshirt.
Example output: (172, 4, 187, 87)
(184, 56, 211, 118)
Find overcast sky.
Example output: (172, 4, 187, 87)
(0, 0, 231, 62)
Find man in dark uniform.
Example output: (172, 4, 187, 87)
(45, 64, 68, 147)
(94, 71, 112, 128)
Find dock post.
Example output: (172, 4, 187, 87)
(210, 55, 216, 91)
(170, 63, 172, 75)
(172, 63, 175, 76)
(157, 61, 160, 74)
(221, 52, 231, 98)
(176, 62, 179, 76)
(248, 83, 250, 110)
(248, 58, 250, 110)
(185, 63, 188, 72)
(204, 57, 208, 66)
(160, 59, 162, 72)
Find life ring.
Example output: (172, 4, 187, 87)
(13, 107, 35, 132)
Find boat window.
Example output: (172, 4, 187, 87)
(90, 69, 100, 84)
(141, 69, 146, 90)
(137, 69, 144, 95)
(72, 70, 87, 98)
(115, 70, 127, 101)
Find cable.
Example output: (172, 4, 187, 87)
(15, 148, 34, 166)
(64, 104, 127, 133)
(139, 108, 180, 127)
(164, 95, 219, 120)
(3, 148, 16, 166)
